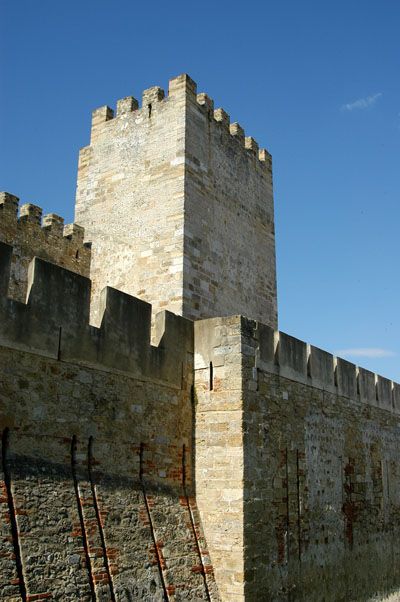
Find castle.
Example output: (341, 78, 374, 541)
(1, 73, 400, 602)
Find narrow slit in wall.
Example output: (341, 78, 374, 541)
(209, 362, 213, 391)
(57, 326, 62, 361)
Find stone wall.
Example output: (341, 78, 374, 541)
(75, 76, 188, 325)
(0, 241, 219, 601)
(0, 192, 91, 304)
(194, 316, 246, 602)
(194, 316, 400, 602)
(3, 70, 398, 602)
(184, 89, 276, 325)
(75, 74, 277, 328)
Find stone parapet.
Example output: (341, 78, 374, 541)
(0, 241, 193, 388)
(194, 315, 400, 601)
(89, 74, 272, 170)
(76, 73, 277, 328)
(195, 316, 399, 414)
(0, 192, 91, 302)
(250, 321, 399, 413)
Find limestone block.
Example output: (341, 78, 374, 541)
(358, 368, 376, 404)
(309, 345, 335, 390)
(377, 376, 393, 411)
(336, 357, 357, 398)
(277, 332, 307, 382)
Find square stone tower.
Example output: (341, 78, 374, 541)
(75, 74, 277, 327)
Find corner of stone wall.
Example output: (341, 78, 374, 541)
(194, 315, 247, 601)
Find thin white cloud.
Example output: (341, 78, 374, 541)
(341, 93, 382, 112)
(335, 347, 396, 358)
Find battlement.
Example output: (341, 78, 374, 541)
(0, 241, 192, 387)
(76, 72, 277, 329)
(0, 192, 87, 242)
(88, 74, 271, 168)
(195, 316, 400, 414)
(0, 191, 91, 302)
(255, 325, 400, 412)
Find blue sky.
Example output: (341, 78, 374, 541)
(1, 0, 399, 380)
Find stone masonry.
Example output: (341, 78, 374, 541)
(1, 73, 400, 601)
(0, 192, 91, 304)
(75, 74, 277, 327)
(195, 316, 400, 601)
(0, 240, 219, 602)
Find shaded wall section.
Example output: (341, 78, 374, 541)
(0, 241, 219, 601)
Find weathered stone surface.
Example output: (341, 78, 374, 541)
(0, 253, 193, 388)
(0, 251, 218, 600)
(75, 74, 277, 327)
(0, 340, 219, 601)
(0, 192, 90, 303)
(308, 345, 335, 390)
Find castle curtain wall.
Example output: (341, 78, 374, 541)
(0, 241, 219, 601)
(195, 316, 400, 602)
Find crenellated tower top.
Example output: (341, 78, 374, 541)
(88, 74, 272, 169)
(75, 74, 277, 327)
(0, 192, 91, 303)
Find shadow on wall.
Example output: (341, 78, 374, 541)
(0, 428, 218, 601)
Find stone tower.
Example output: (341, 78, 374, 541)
(75, 74, 277, 327)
